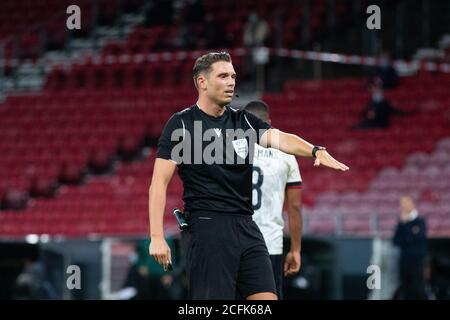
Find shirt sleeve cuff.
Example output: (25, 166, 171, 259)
(286, 181, 303, 189)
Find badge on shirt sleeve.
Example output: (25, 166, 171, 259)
(232, 138, 249, 159)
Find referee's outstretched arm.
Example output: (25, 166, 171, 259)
(260, 129, 350, 171)
(148, 158, 177, 271)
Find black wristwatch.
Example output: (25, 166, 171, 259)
(312, 145, 326, 158)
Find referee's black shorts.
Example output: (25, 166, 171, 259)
(181, 211, 277, 300)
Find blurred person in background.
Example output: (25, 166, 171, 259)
(393, 196, 428, 300)
(13, 258, 57, 300)
(369, 52, 399, 89)
(243, 12, 269, 48)
(353, 78, 404, 129)
(143, 238, 185, 299)
(114, 242, 173, 300)
(243, 12, 269, 85)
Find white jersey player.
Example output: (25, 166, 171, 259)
(245, 100, 303, 299)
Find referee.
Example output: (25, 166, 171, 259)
(149, 52, 349, 300)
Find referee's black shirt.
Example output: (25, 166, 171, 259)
(157, 104, 271, 215)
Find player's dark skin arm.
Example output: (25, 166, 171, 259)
(148, 158, 177, 271)
(284, 188, 303, 277)
(261, 129, 349, 171)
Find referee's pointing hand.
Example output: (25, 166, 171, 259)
(313, 150, 349, 172)
(149, 236, 172, 271)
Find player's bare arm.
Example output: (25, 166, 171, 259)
(260, 129, 350, 171)
(149, 158, 177, 271)
(284, 188, 303, 277)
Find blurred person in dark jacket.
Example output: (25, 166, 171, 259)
(13, 258, 57, 300)
(111, 243, 171, 300)
(121, 262, 171, 300)
(369, 52, 398, 89)
(354, 79, 404, 129)
(393, 196, 428, 300)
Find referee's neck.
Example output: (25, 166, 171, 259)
(196, 99, 226, 118)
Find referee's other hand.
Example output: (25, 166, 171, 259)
(149, 236, 172, 271)
(313, 150, 349, 172)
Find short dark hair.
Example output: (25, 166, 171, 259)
(193, 52, 232, 88)
(244, 100, 270, 121)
